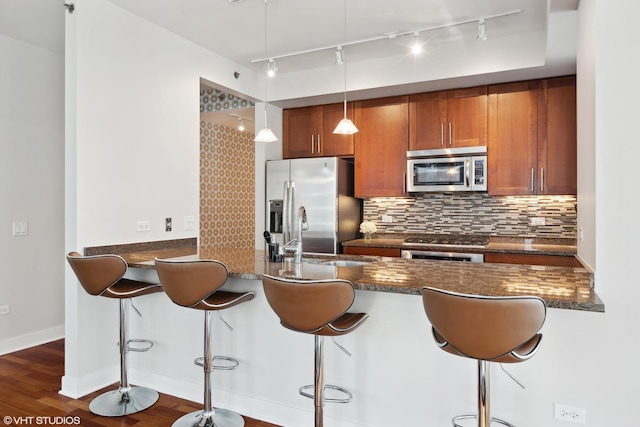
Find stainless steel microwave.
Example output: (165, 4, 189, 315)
(406, 147, 487, 192)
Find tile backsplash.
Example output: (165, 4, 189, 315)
(364, 194, 577, 238)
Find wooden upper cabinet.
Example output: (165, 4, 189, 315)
(283, 103, 354, 159)
(409, 86, 487, 151)
(487, 81, 539, 195)
(538, 76, 577, 195)
(354, 96, 409, 198)
(488, 76, 577, 196)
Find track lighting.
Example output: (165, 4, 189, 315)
(477, 19, 488, 41)
(238, 119, 245, 131)
(267, 59, 277, 77)
(411, 32, 422, 55)
(335, 47, 344, 65)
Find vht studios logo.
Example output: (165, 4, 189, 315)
(3, 416, 81, 426)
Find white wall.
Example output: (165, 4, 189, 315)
(0, 33, 65, 354)
(62, 0, 267, 397)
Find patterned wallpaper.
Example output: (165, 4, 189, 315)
(200, 88, 254, 113)
(199, 119, 255, 249)
(364, 194, 577, 238)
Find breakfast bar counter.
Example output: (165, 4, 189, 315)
(96, 242, 603, 313)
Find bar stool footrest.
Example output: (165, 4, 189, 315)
(299, 384, 353, 403)
(452, 415, 515, 427)
(193, 356, 239, 370)
(126, 339, 154, 352)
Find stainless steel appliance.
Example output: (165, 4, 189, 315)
(401, 234, 487, 262)
(407, 147, 487, 192)
(266, 157, 361, 254)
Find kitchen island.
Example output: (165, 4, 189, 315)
(74, 239, 604, 427)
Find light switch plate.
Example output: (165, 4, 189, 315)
(12, 221, 28, 236)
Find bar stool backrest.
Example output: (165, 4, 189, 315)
(262, 275, 355, 333)
(66, 252, 127, 296)
(422, 287, 546, 361)
(155, 259, 228, 308)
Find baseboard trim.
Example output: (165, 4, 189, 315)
(0, 325, 64, 356)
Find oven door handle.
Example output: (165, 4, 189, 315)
(465, 158, 471, 187)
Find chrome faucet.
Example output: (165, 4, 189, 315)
(283, 206, 309, 264)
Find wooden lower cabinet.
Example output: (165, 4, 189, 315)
(343, 246, 401, 257)
(484, 253, 582, 267)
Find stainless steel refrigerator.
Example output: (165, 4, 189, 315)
(265, 157, 361, 254)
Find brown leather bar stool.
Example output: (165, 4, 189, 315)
(261, 274, 369, 427)
(155, 258, 255, 427)
(66, 252, 162, 416)
(421, 287, 546, 427)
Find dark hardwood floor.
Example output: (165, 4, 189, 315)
(0, 340, 279, 426)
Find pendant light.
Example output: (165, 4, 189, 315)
(254, 0, 278, 143)
(333, 0, 358, 135)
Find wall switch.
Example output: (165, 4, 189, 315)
(530, 217, 546, 226)
(381, 215, 393, 223)
(165, 217, 172, 232)
(184, 216, 196, 230)
(12, 221, 28, 236)
(136, 221, 150, 232)
(0, 305, 10, 316)
(554, 403, 586, 424)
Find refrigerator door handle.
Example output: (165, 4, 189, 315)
(283, 181, 295, 245)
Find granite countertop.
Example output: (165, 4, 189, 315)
(343, 234, 578, 256)
(92, 240, 603, 313)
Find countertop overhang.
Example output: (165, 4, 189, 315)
(86, 240, 603, 313)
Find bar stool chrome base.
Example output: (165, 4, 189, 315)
(172, 408, 245, 427)
(452, 415, 514, 427)
(89, 386, 159, 417)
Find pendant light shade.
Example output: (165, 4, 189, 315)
(333, 0, 358, 135)
(255, 0, 278, 143)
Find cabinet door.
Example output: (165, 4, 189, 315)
(354, 96, 409, 197)
(320, 102, 355, 157)
(409, 91, 446, 151)
(488, 81, 538, 195)
(283, 106, 319, 158)
(446, 86, 488, 148)
(537, 76, 577, 195)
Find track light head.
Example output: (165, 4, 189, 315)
(267, 59, 277, 77)
(411, 32, 422, 55)
(477, 19, 488, 41)
(335, 46, 344, 65)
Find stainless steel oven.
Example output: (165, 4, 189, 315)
(407, 147, 487, 192)
(401, 250, 484, 263)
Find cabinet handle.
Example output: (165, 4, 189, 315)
(311, 135, 314, 154)
(530, 168, 535, 192)
(317, 134, 321, 153)
(440, 123, 444, 146)
(449, 123, 452, 146)
(540, 168, 544, 193)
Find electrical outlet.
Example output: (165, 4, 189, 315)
(530, 217, 546, 226)
(136, 221, 150, 232)
(165, 217, 172, 232)
(554, 403, 586, 424)
(0, 305, 10, 316)
(184, 216, 196, 230)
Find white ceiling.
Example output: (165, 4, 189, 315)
(0, 0, 579, 122)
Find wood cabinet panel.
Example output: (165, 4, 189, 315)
(485, 253, 582, 267)
(354, 96, 409, 197)
(409, 86, 487, 151)
(283, 103, 354, 158)
(538, 76, 577, 195)
(487, 81, 539, 195)
(343, 246, 401, 257)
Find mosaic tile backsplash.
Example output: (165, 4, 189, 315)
(200, 88, 254, 113)
(200, 120, 255, 249)
(364, 194, 577, 238)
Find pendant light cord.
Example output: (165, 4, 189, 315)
(343, 0, 348, 117)
(264, 0, 268, 127)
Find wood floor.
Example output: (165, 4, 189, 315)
(0, 340, 279, 426)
